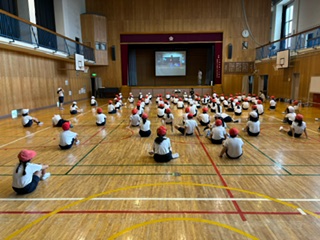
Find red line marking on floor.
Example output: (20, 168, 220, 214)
(195, 134, 247, 221)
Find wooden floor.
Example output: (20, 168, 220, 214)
(0, 99, 320, 240)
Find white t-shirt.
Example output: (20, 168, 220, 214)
(22, 115, 32, 125)
(153, 137, 171, 155)
(234, 106, 242, 114)
(91, 99, 97, 105)
(199, 113, 210, 123)
(108, 104, 115, 112)
(12, 162, 42, 188)
(177, 101, 184, 108)
(130, 114, 140, 126)
(211, 126, 226, 140)
(190, 105, 197, 115)
(59, 130, 77, 146)
(286, 112, 296, 122)
(198, 70, 202, 80)
(291, 121, 306, 134)
(157, 108, 165, 117)
(247, 121, 260, 133)
(223, 137, 244, 158)
(70, 105, 79, 111)
(163, 113, 174, 123)
(185, 119, 198, 134)
(270, 99, 276, 107)
(96, 113, 107, 124)
(140, 119, 151, 131)
(257, 104, 264, 114)
(242, 102, 250, 109)
(52, 114, 62, 125)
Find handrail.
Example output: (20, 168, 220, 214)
(0, 9, 95, 62)
(256, 25, 320, 60)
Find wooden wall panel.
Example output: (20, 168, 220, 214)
(0, 49, 91, 117)
(255, 51, 320, 102)
(85, 0, 271, 92)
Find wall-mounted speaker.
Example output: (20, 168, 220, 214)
(111, 45, 116, 61)
(227, 43, 233, 59)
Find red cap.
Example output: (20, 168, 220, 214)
(136, 102, 141, 106)
(257, 100, 262, 104)
(252, 105, 257, 110)
(229, 128, 239, 136)
(157, 126, 167, 136)
(295, 114, 303, 121)
(244, 98, 248, 101)
(142, 113, 148, 119)
(18, 149, 36, 162)
(179, 98, 182, 101)
(62, 122, 71, 131)
(108, 100, 113, 104)
(165, 108, 171, 113)
(293, 100, 299, 105)
(159, 103, 164, 108)
(132, 108, 138, 114)
(97, 108, 103, 113)
(271, 96, 275, 99)
(215, 119, 222, 126)
(202, 107, 208, 112)
(236, 102, 241, 105)
(187, 113, 194, 119)
(185, 107, 190, 113)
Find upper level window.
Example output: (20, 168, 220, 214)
(284, 4, 294, 48)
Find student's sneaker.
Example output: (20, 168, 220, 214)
(60, 107, 64, 110)
(148, 151, 154, 155)
(70, 124, 74, 128)
(315, 118, 319, 121)
(172, 153, 179, 159)
(38, 122, 44, 126)
(242, 128, 245, 132)
(279, 126, 283, 131)
(75, 140, 80, 145)
(41, 172, 51, 180)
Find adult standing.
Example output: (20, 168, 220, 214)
(198, 69, 202, 85)
(57, 87, 64, 110)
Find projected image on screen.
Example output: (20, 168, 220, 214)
(155, 51, 186, 76)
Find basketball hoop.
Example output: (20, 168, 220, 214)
(84, 66, 89, 73)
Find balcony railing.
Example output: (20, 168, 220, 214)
(256, 25, 320, 60)
(0, 9, 95, 62)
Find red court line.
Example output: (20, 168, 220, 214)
(195, 134, 247, 221)
(1, 210, 318, 215)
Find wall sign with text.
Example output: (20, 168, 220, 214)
(224, 62, 254, 74)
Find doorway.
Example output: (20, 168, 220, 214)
(259, 75, 268, 96)
(291, 73, 300, 100)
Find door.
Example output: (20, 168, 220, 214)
(248, 75, 254, 94)
(291, 73, 300, 100)
(259, 75, 268, 96)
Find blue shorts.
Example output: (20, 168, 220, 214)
(13, 175, 40, 194)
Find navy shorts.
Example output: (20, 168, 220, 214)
(13, 175, 40, 194)
(59, 96, 64, 103)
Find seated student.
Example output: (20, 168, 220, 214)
(243, 111, 260, 136)
(52, 114, 71, 127)
(12, 149, 50, 195)
(165, 92, 171, 101)
(21, 109, 43, 127)
(269, 96, 277, 110)
(189, 102, 198, 117)
(226, 98, 235, 112)
(162, 108, 174, 132)
(256, 100, 264, 115)
(215, 112, 239, 123)
(138, 92, 143, 100)
(139, 113, 151, 137)
(157, 103, 165, 118)
(173, 95, 179, 105)
(219, 128, 244, 159)
(70, 102, 83, 115)
(149, 126, 179, 163)
(175, 113, 202, 136)
(283, 106, 296, 125)
(136, 102, 144, 117)
(258, 90, 266, 102)
(128, 108, 140, 127)
(90, 96, 98, 106)
(108, 100, 117, 114)
(279, 114, 308, 139)
(114, 98, 122, 110)
(207, 119, 227, 144)
(177, 98, 184, 109)
(248, 105, 259, 121)
(197, 107, 210, 126)
(128, 93, 134, 104)
(59, 122, 80, 150)
(234, 102, 242, 116)
(293, 100, 300, 113)
(242, 98, 250, 110)
(145, 94, 150, 105)
(96, 107, 107, 126)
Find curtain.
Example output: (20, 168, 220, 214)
(128, 48, 138, 86)
(205, 45, 214, 85)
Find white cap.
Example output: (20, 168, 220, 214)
(91, 96, 95, 99)
(73, 101, 77, 104)
(57, 87, 61, 91)
(22, 109, 29, 114)
(288, 106, 294, 113)
(250, 111, 258, 118)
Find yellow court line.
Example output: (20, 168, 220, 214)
(5, 182, 319, 239)
(107, 217, 259, 240)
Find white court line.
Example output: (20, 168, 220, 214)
(0, 127, 51, 148)
(0, 197, 320, 202)
(297, 208, 307, 215)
